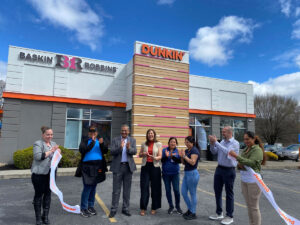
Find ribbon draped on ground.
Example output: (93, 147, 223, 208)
(50, 151, 81, 214)
(244, 166, 300, 225)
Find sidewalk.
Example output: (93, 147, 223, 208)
(0, 160, 299, 179)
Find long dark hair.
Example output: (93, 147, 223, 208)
(145, 129, 158, 146)
(185, 136, 195, 146)
(185, 136, 201, 151)
(245, 131, 266, 165)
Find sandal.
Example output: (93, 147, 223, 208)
(140, 210, 145, 216)
(151, 210, 156, 215)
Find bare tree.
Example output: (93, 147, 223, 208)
(255, 94, 300, 145)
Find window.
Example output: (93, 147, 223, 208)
(64, 108, 112, 149)
(189, 115, 211, 150)
(220, 118, 246, 143)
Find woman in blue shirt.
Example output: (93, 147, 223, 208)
(179, 136, 200, 220)
(161, 137, 182, 215)
(79, 126, 108, 218)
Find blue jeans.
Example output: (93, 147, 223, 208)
(162, 173, 180, 209)
(81, 183, 97, 210)
(181, 169, 200, 214)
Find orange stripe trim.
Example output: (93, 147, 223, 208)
(2, 92, 126, 108)
(189, 109, 256, 118)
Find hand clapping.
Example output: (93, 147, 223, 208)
(165, 150, 170, 157)
(126, 141, 130, 150)
(208, 135, 217, 144)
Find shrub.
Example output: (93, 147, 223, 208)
(13, 145, 81, 169)
(266, 152, 278, 161)
(13, 146, 34, 169)
(58, 146, 81, 168)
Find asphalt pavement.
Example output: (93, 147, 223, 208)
(0, 168, 300, 225)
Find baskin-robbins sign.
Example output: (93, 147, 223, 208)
(18, 51, 118, 74)
(134, 41, 189, 64)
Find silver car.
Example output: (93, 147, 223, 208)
(279, 144, 300, 161)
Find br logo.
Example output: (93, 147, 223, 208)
(56, 55, 83, 71)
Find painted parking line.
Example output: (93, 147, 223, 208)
(203, 168, 213, 173)
(267, 183, 300, 194)
(180, 180, 246, 209)
(95, 193, 117, 223)
(197, 187, 246, 208)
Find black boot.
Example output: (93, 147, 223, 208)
(33, 198, 42, 225)
(42, 194, 51, 225)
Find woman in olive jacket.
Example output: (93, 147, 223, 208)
(229, 131, 266, 225)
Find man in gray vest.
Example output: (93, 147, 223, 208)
(109, 124, 137, 218)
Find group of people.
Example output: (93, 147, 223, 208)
(31, 124, 266, 225)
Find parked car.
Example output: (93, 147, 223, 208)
(277, 144, 300, 161)
(264, 144, 282, 154)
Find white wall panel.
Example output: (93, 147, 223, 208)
(189, 87, 212, 110)
(219, 90, 247, 113)
(22, 65, 54, 96)
(189, 75, 253, 114)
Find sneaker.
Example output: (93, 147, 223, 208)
(183, 210, 191, 217)
(209, 213, 224, 220)
(183, 213, 197, 220)
(168, 207, 174, 214)
(221, 216, 234, 225)
(88, 207, 97, 215)
(80, 209, 91, 218)
(176, 207, 183, 215)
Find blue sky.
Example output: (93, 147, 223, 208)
(0, 0, 300, 101)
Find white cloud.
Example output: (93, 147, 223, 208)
(272, 49, 300, 68)
(248, 72, 300, 102)
(157, 0, 175, 5)
(28, 0, 104, 50)
(292, 19, 300, 39)
(189, 16, 256, 66)
(279, 0, 291, 17)
(295, 7, 300, 17)
(0, 61, 7, 80)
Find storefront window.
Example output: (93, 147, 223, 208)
(220, 118, 246, 143)
(189, 115, 211, 150)
(64, 108, 112, 149)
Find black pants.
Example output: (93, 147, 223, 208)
(140, 162, 162, 210)
(31, 172, 51, 206)
(214, 166, 236, 218)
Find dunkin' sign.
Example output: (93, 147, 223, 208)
(140, 44, 186, 61)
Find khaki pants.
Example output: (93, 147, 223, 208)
(241, 182, 262, 225)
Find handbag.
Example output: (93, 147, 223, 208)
(74, 161, 82, 177)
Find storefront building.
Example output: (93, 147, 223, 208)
(0, 42, 255, 164)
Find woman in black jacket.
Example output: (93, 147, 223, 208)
(79, 126, 108, 217)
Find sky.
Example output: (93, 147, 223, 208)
(0, 0, 300, 102)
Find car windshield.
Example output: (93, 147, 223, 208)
(286, 145, 300, 151)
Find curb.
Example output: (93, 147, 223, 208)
(0, 162, 299, 180)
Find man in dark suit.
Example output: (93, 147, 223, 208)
(109, 124, 137, 218)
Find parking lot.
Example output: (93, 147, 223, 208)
(0, 168, 299, 225)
